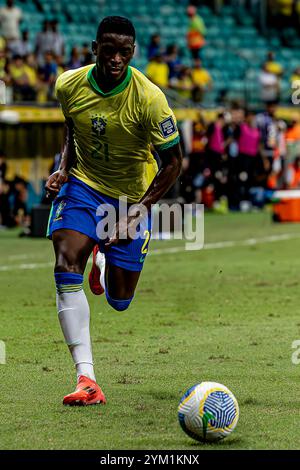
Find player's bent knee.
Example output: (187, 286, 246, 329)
(54, 263, 82, 274)
(105, 290, 133, 312)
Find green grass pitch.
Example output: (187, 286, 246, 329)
(1, 210, 300, 450)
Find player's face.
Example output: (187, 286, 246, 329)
(93, 33, 135, 82)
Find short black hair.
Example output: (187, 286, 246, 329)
(96, 16, 135, 42)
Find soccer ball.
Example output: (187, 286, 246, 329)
(178, 382, 239, 442)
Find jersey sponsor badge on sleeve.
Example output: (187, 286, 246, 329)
(159, 116, 177, 139)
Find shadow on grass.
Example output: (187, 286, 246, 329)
(181, 436, 245, 449)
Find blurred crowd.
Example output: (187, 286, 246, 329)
(0, 0, 94, 102)
(2, 1, 300, 104)
(178, 101, 300, 211)
(0, 0, 213, 104)
(3, 101, 300, 228)
(0, 149, 30, 229)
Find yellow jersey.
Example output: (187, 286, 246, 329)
(192, 68, 211, 88)
(55, 64, 179, 202)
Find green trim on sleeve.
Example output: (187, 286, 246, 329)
(155, 135, 180, 152)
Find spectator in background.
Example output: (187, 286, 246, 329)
(0, 149, 7, 182)
(147, 34, 162, 60)
(81, 43, 93, 66)
(0, 44, 7, 81)
(8, 30, 32, 57)
(235, 109, 261, 200)
(50, 20, 65, 59)
(256, 102, 279, 163)
(206, 112, 226, 174)
(68, 47, 82, 70)
(191, 58, 212, 102)
(8, 54, 36, 101)
(38, 51, 58, 101)
(186, 4, 206, 59)
(259, 63, 280, 104)
(24, 53, 38, 91)
(0, 0, 22, 43)
(265, 51, 283, 77)
(0, 179, 13, 227)
(290, 66, 300, 84)
(0, 35, 6, 52)
(145, 53, 169, 89)
(55, 54, 66, 76)
(35, 20, 54, 65)
(164, 44, 181, 80)
(12, 175, 30, 229)
(169, 66, 193, 99)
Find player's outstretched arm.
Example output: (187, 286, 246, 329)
(105, 143, 182, 248)
(139, 142, 183, 211)
(45, 118, 76, 199)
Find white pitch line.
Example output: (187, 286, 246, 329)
(0, 232, 300, 272)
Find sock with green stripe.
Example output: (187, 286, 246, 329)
(55, 272, 96, 382)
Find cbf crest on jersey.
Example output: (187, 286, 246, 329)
(53, 200, 66, 221)
(91, 114, 107, 137)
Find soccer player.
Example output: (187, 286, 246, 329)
(45, 16, 182, 406)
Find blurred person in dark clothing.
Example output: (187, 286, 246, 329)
(256, 101, 278, 164)
(12, 175, 29, 227)
(50, 20, 65, 59)
(35, 20, 53, 65)
(164, 44, 182, 80)
(147, 34, 162, 60)
(38, 51, 58, 100)
(8, 30, 32, 57)
(68, 46, 82, 69)
(81, 43, 94, 66)
(0, 149, 7, 181)
(0, 179, 14, 227)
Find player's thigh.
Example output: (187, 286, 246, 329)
(105, 263, 141, 299)
(53, 228, 95, 274)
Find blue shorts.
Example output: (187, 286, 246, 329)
(47, 176, 151, 272)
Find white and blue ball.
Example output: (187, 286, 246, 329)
(178, 382, 239, 442)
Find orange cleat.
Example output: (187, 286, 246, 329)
(88, 245, 104, 296)
(63, 375, 107, 406)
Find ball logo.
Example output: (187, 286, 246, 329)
(203, 391, 237, 429)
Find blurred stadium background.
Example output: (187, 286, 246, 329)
(1, 0, 300, 232)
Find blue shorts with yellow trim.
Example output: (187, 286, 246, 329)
(47, 176, 151, 272)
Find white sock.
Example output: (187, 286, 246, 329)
(56, 290, 96, 382)
(96, 251, 106, 291)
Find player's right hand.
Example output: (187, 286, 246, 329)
(45, 169, 68, 199)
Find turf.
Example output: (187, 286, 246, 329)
(1, 210, 300, 450)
